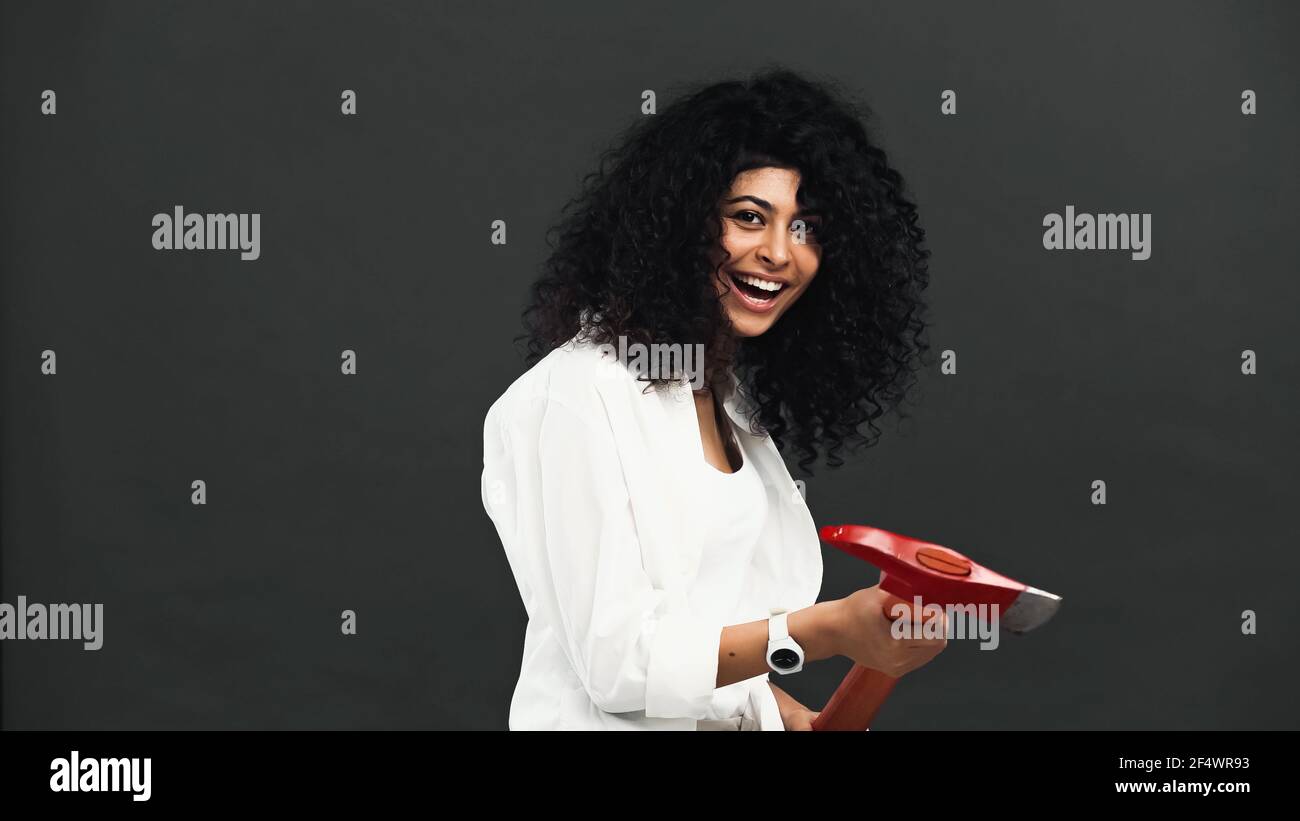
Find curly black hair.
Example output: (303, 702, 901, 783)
(521, 66, 932, 473)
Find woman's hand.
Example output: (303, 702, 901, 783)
(831, 585, 948, 677)
(769, 682, 820, 731)
(781, 706, 821, 730)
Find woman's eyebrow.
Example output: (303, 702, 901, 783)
(724, 195, 772, 211)
(725, 195, 821, 218)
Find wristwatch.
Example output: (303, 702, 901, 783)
(765, 608, 804, 674)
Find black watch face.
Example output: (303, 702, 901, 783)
(771, 648, 800, 670)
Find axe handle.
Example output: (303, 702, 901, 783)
(810, 664, 898, 731)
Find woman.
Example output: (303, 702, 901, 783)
(480, 68, 945, 730)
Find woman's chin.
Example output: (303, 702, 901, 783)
(724, 307, 778, 338)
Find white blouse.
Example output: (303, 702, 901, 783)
(480, 337, 824, 730)
(689, 418, 770, 724)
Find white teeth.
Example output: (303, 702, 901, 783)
(736, 274, 783, 292)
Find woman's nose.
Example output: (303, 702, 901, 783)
(757, 227, 791, 267)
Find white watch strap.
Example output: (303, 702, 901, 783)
(768, 608, 789, 642)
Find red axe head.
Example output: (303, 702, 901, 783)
(811, 524, 1062, 730)
(819, 524, 1061, 633)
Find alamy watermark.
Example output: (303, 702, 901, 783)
(596, 335, 706, 390)
(50, 751, 151, 801)
(0, 595, 103, 650)
(889, 597, 1001, 650)
(1042, 205, 1151, 260)
(151, 205, 261, 261)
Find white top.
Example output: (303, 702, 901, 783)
(480, 336, 823, 730)
(688, 419, 772, 722)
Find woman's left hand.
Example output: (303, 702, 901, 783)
(781, 707, 820, 731)
(769, 681, 821, 730)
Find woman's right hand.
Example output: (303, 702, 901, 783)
(831, 585, 948, 677)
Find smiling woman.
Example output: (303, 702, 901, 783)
(482, 67, 939, 731)
(711, 166, 824, 333)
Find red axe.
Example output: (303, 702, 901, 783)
(812, 524, 1062, 731)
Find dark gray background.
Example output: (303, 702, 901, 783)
(2, 1, 1296, 729)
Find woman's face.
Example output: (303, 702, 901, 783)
(711, 166, 823, 338)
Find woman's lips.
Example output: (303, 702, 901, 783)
(725, 271, 785, 314)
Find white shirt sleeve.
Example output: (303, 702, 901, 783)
(490, 393, 725, 719)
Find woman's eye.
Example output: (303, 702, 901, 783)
(733, 210, 763, 225)
(793, 221, 821, 239)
